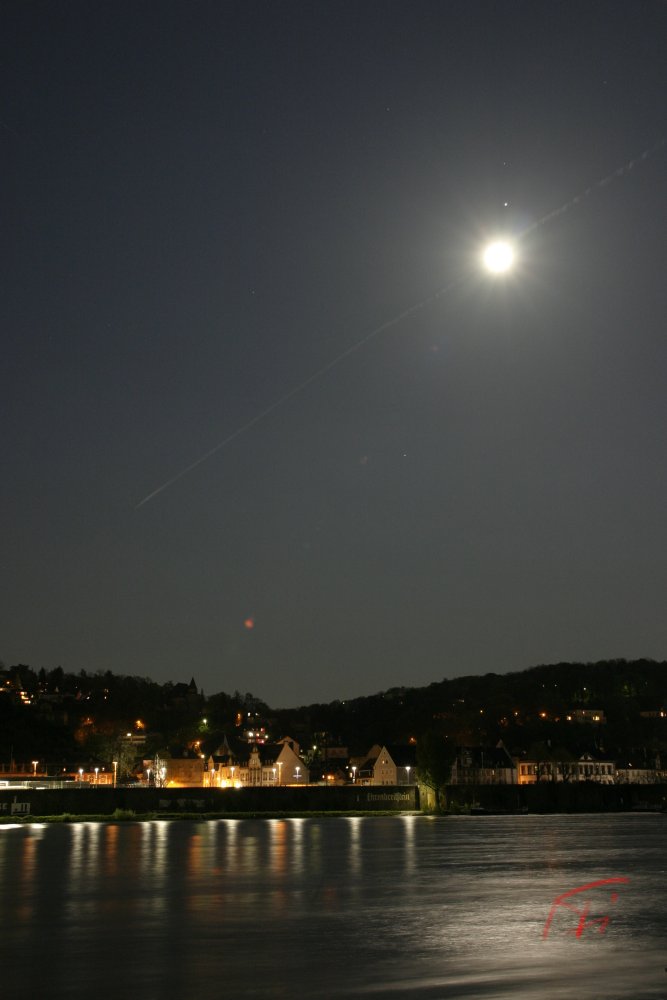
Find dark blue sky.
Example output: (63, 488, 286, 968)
(2, 1, 666, 707)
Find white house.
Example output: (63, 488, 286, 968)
(372, 745, 417, 786)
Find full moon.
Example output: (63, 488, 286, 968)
(482, 240, 514, 273)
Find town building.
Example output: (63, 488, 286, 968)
(206, 736, 309, 787)
(451, 743, 517, 784)
(350, 745, 382, 785)
(146, 751, 203, 787)
(566, 709, 607, 724)
(516, 751, 615, 784)
(614, 755, 661, 784)
(372, 745, 417, 785)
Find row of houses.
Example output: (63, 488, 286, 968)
(451, 743, 664, 785)
(151, 739, 665, 789)
(151, 738, 419, 788)
(4, 742, 662, 790)
(10, 735, 661, 789)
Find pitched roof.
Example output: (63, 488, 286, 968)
(378, 744, 417, 768)
(456, 745, 516, 769)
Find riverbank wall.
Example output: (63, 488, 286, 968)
(434, 782, 667, 813)
(2, 781, 665, 820)
(0, 783, 419, 819)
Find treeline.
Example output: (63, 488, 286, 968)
(0, 663, 267, 771)
(274, 658, 667, 757)
(1, 658, 666, 769)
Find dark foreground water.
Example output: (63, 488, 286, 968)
(1, 814, 665, 999)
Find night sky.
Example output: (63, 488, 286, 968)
(2, 1, 666, 708)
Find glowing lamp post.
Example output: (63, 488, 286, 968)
(112, 760, 118, 788)
(405, 766, 411, 785)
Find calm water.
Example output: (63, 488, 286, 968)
(0, 814, 665, 999)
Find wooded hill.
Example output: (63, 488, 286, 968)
(1, 658, 666, 768)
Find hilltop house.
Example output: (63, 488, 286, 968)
(566, 708, 607, 724)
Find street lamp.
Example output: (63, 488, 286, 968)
(351, 765, 357, 783)
(405, 766, 411, 785)
(78, 768, 84, 784)
(277, 761, 282, 785)
(112, 760, 118, 788)
(32, 760, 38, 778)
(272, 767, 277, 783)
(295, 766, 301, 783)
(94, 767, 99, 785)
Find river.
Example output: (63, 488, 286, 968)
(0, 813, 665, 999)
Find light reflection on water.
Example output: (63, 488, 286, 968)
(0, 814, 665, 999)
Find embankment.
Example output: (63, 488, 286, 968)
(423, 782, 667, 813)
(0, 783, 419, 820)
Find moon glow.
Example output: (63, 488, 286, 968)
(482, 240, 514, 273)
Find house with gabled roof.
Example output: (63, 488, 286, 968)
(372, 744, 417, 785)
(349, 744, 381, 785)
(451, 742, 517, 784)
